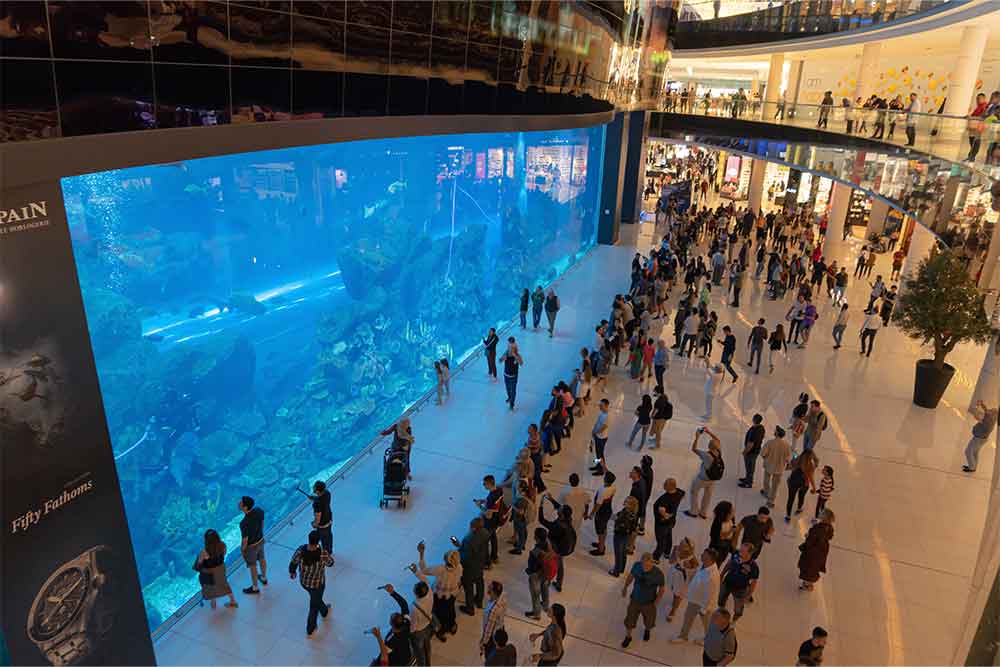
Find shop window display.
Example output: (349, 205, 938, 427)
(61, 125, 605, 628)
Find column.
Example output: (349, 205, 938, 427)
(620, 110, 648, 225)
(747, 159, 766, 215)
(763, 53, 785, 120)
(868, 198, 891, 237)
(971, 332, 1000, 411)
(899, 220, 938, 286)
(982, 221, 1000, 291)
(854, 42, 882, 102)
(788, 59, 804, 117)
(597, 112, 628, 245)
(944, 25, 988, 116)
(823, 181, 852, 264)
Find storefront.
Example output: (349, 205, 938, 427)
(720, 154, 751, 201)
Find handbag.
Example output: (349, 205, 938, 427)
(193, 556, 215, 586)
(414, 599, 441, 634)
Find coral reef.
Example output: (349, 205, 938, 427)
(66, 127, 602, 630)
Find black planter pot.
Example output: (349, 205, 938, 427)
(913, 360, 956, 409)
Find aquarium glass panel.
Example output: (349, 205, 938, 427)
(62, 123, 606, 628)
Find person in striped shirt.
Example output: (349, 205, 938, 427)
(814, 466, 835, 523)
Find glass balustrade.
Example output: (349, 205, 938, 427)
(658, 94, 1000, 178)
(675, 0, 956, 48)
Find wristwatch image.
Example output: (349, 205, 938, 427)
(26, 546, 119, 666)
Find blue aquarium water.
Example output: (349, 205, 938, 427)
(62, 124, 606, 628)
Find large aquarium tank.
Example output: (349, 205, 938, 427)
(62, 124, 606, 628)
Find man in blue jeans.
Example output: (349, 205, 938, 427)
(963, 400, 999, 472)
(500, 338, 522, 411)
(718, 325, 739, 383)
(525, 527, 551, 619)
(288, 530, 334, 636)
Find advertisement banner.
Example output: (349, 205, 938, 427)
(0, 183, 156, 666)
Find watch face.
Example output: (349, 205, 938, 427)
(29, 567, 90, 641)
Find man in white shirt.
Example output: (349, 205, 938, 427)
(590, 399, 612, 475)
(681, 311, 700, 357)
(556, 474, 591, 531)
(860, 309, 882, 358)
(671, 549, 720, 644)
(759, 426, 791, 507)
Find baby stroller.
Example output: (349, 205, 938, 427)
(380, 447, 409, 508)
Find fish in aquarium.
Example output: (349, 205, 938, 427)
(63, 124, 606, 627)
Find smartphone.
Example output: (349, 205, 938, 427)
(696, 427, 705, 434)
(450, 535, 459, 545)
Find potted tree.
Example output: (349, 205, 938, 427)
(894, 250, 993, 408)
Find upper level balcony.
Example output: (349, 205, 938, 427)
(673, 0, 963, 50)
(658, 93, 1000, 178)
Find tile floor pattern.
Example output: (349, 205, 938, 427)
(156, 220, 989, 666)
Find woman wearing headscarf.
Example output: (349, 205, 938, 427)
(798, 509, 835, 591)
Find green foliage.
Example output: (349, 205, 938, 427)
(894, 250, 993, 368)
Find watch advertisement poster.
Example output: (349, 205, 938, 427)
(1, 182, 156, 666)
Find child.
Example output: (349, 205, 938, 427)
(440, 358, 450, 399)
(434, 361, 445, 405)
(814, 466, 834, 523)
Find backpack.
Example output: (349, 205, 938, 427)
(492, 496, 511, 527)
(817, 411, 828, 431)
(705, 452, 725, 481)
(664, 401, 674, 421)
(541, 551, 560, 582)
(554, 522, 576, 557)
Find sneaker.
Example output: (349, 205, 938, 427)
(508, 548, 523, 555)
(698, 513, 707, 519)
(683, 510, 699, 518)
(525, 611, 541, 620)
(243, 587, 260, 595)
(963, 465, 976, 473)
(621, 636, 632, 648)
(589, 548, 606, 556)
(259, 576, 268, 586)
(592, 469, 605, 476)
(643, 629, 651, 642)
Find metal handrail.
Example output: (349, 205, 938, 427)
(150, 244, 597, 642)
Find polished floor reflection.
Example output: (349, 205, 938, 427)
(155, 215, 986, 666)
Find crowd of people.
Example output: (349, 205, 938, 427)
(187, 169, 893, 666)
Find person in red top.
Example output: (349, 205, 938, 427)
(641, 337, 656, 380)
(968, 92, 989, 162)
(818, 215, 828, 238)
(810, 245, 822, 265)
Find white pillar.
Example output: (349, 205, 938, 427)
(854, 42, 882, 102)
(983, 222, 1000, 291)
(869, 198, 891, 237)
(971, 332, 1000, 412)
(763, 53, 785, 119)
(945, 25, 989, 116)
(823, 182, 852, 264)
(747, 159, 766, 215)
(900, 221, 938, 286)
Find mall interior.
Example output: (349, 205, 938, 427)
(8, 1, 1000, 665)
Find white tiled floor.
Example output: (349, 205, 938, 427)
(156, 218, 989, 666)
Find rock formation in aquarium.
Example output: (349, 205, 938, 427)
(64, 126, 604, 627)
